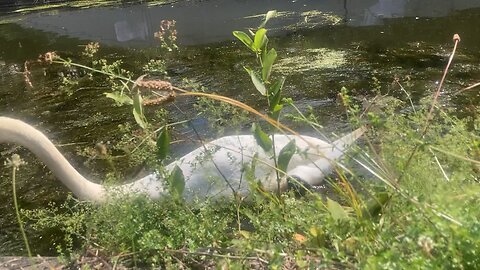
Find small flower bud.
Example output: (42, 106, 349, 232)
(453, 34, 461, 42)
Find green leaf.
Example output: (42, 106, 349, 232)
(270, 77, 285, 96)
(262, 48, 277, 82)
(104, 92, 133, 105)
(168, 165, 185, 198)
(277, 139, 296, 173)
(327, 198, 350, 221)
(253, 28, 267, 52)
(268, 77, 285, 109)
(269, 104, 283, 121)
(362, 192, 390, 218)
(259, 10, 278, 28)
(245, 68, 267, 96)
(156, 126, 170, 161)
(233, 31, 254, 51)
(251, 123, 272, 152)
(132, 93, 147, 129)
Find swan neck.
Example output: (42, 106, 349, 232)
(0, 117, 105, 201)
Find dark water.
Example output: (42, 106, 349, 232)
(1, 0, 480, 255)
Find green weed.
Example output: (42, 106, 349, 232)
(10, 12, 480, 270)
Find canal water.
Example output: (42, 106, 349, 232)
(0, 0, 479, 255)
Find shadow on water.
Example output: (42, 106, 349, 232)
(0, 0, 479, 255)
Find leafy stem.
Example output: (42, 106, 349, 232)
(53, 58, 134, 84)
(233, 12, 294, 196)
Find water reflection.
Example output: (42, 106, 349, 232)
(2, 0, 480, 47)
(357, 0, 480, 25)
(114, 15, 149, 42)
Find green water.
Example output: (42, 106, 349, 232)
(1, 4, 480, 255)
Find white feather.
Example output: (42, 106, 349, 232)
(0, 117, 365, 202)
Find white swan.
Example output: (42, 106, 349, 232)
(0, 117, 365, 202)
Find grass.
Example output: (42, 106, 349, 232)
(6, 23, 480, 269)
(16, 98, 480, 269)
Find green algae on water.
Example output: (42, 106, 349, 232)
(275, 48, 346, 75)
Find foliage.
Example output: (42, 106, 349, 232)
(8, 10, 480, 270)
(154, 20, 178, 52)
(22, 109, 480, 267)
(22, 196, 91, 256)
(233, 20, 304, 193)
(23, 58, 480, 270)
(54, 39, 174, 131)
(190, 79, 250, 134)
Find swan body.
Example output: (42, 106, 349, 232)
(0, 117, 365, 202)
